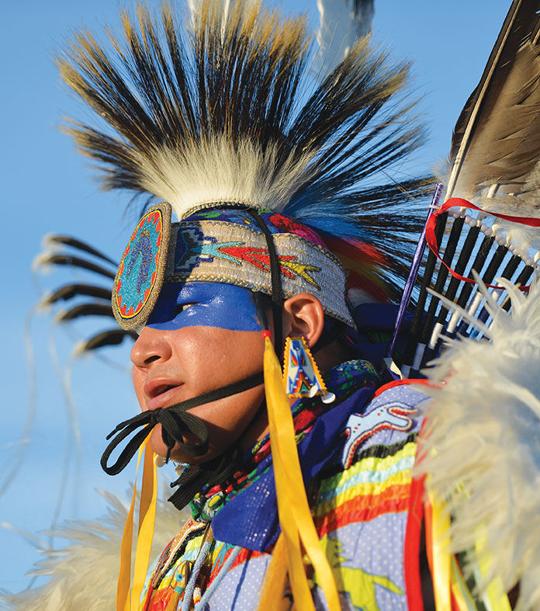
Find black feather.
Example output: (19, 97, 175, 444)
(76, 329, 137, 353)
(36, 254, 116, 280)
(41, 283, 112, 306)
(55, 302, 115, 323)
(45, 235, 117, 267)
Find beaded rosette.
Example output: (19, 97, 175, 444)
(112, 202, 172, 330)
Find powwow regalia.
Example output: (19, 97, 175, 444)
(6, 0, 540, 609)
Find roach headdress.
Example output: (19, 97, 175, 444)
(59, 0, 429, 307)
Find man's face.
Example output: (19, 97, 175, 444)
(130, 281, 267, 462)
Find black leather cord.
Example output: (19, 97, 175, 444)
(168, 448, 240, 511)
(101, 371, 263, 475)
(246, 210, 284, 352)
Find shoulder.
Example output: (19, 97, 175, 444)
(311, 381, 430, 609)
(314, 379, 429, 514)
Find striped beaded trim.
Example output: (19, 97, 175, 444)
(166, 220, 353, 326)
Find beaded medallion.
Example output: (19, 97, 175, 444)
(112, 202, 172, 330)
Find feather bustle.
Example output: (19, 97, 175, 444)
(1, 492, 188, 610)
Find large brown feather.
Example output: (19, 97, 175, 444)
(447, 0, 540, 211)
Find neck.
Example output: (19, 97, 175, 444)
(238, 341, 349, 453)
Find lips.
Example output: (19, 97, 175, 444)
(144, 378, 184, 411)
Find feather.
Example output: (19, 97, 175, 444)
(315, 0, 374, 74)
(54, 302, 115, 323)
(33, 241, 133, 355)
(0, 491, 188, 610)
(447, 0, 540, 211)
(188, 0, 374, 76)
(416, 276, 540, 610)
(39, 284, 112, 307)
(57, 0, 430, 301)
(33, 253, 116, 280)
(43, 235, 117, 267)
(73, 329, 137, 355)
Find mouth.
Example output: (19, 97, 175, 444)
(144, 379, 184, 411)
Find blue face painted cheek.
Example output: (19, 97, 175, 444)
(147, 282, 263, 332)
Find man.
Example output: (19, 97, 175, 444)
(101, 202, 428, 610)
(10, 0, 538, 610)
(56, 2, 432, 608)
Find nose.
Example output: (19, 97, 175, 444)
(130, 326, 173, 368)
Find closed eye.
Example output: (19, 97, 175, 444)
(174, 303, 195, 316)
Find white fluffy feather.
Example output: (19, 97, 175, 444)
(416, 277, 540, 609)
(1, 491, 188, 611)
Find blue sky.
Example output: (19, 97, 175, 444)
(1, 0, 510, 593)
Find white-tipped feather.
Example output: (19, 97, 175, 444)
(32, 252, 55, 273)
(416, 277, 540, 610)
(42, 234, 59, 249)
(72, 340, 88, 358)
(135, 137, 314, 220)
(36, 293, 54, 312)
(1, 491, 187, 610)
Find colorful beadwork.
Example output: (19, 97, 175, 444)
(112, 203, 171, 330)
(167, 219, 353, 326)
(283, 336, 329, 399)
(341, 403, 417, 469)
(172, 226, 322, 289)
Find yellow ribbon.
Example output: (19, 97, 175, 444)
(473, 530, 511, 611)
(450, 555, 477, 611)
(262, 336, 340, 611)
(427, 490, 451, 611)
(257, 533, 289, 611)
(427, 492, 512, 611)
(116, 434, 158, 611)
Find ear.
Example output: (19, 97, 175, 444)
(282, 293, 325, 348)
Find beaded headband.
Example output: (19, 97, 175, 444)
(112, 203, 353, 331)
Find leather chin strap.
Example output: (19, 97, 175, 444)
(100, 371, 263, 475)
(167, 447, 241, 511)
(100, 208, 283, 510)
